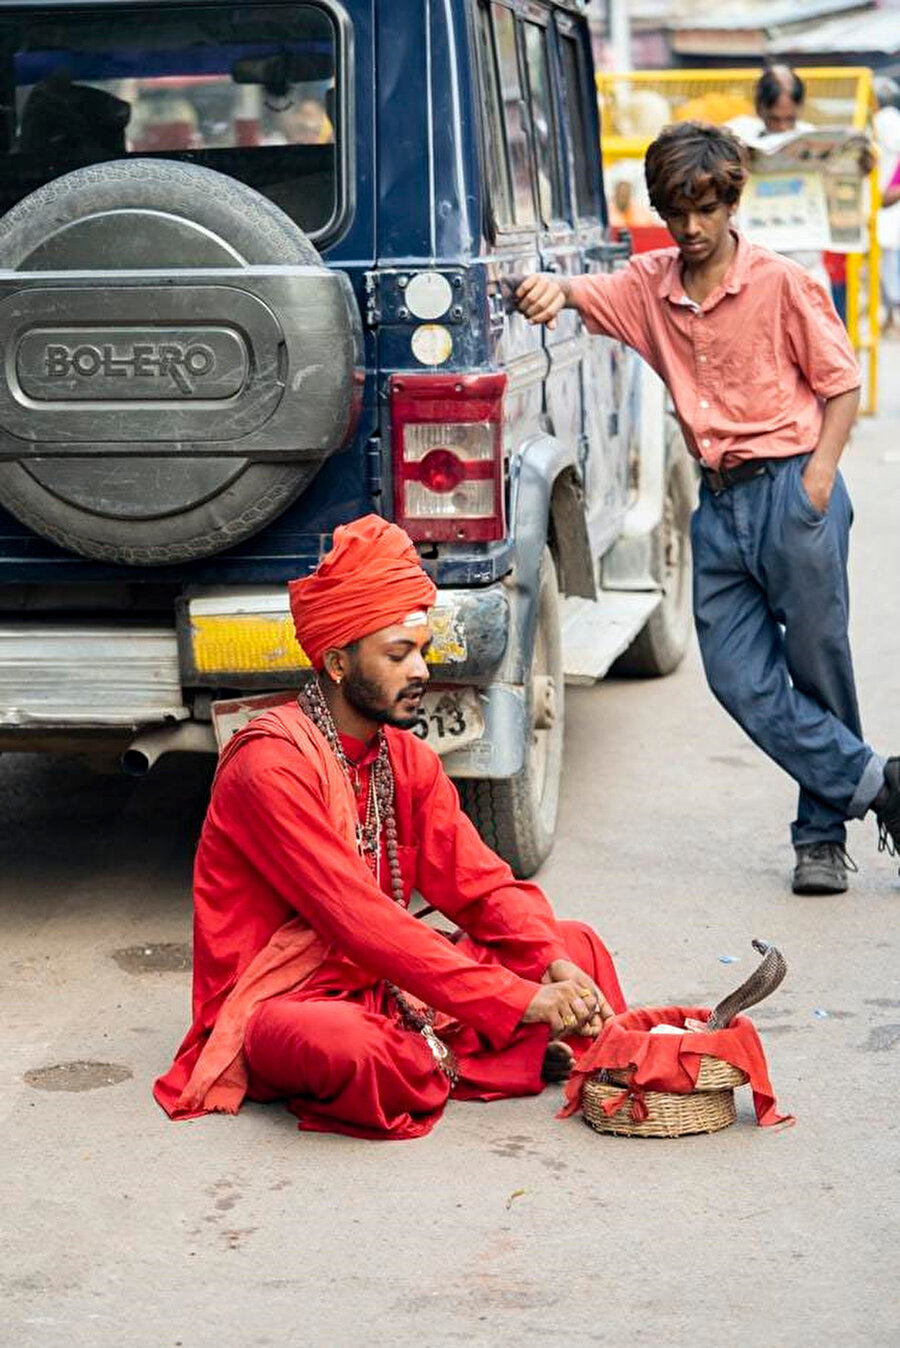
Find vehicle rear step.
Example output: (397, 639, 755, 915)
(561, 593, 661, 686)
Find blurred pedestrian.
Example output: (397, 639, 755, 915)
(608, 177, 654, 229)
(881, 158, 900, 335)
(515, 121, 900, 895)
(875, 77, 900, 336)
(728, 65, 832, 294)
(729, 64, 811, 139)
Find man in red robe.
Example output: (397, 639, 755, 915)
(155, 516, 626, 1139)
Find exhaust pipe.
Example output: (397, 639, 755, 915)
(121, 721, 217, 777)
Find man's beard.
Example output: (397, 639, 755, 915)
(342, 668, 425, 730)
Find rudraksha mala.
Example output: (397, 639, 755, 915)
(297, 677, 458, 1085)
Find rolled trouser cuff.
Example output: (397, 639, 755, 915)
(849, 751, 887, 818)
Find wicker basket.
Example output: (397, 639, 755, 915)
(583, 1074, 738, 1138)
(582, 1052, 749, 1138)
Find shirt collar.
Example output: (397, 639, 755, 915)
(721, 229, 751, 295)
(658, 228, 749, 306)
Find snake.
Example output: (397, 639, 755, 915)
(703, 939, 787, 1032)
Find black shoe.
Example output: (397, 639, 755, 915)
(792, 842, 854, 895)
(875, 757, 900, 857)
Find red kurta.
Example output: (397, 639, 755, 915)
(154, 704, 625, 1138)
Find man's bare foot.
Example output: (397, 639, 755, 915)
(541, 1040, 575, 1083)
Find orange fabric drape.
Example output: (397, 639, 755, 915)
(156, 707, 356, 1118)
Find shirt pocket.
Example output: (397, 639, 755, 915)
(717, 330, 774, 388)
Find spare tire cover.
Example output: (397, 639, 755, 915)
(0, 158, 358, 565)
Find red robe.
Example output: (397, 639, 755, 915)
(154, 704, 625, 1139)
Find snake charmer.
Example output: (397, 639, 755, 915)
(154, 515, 625, 1140)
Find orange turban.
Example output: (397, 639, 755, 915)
(289, 515, 437, 669)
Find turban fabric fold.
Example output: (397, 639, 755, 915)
(288, 515, 437, 669)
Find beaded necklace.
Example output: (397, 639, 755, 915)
(297, 678, 458, 1085)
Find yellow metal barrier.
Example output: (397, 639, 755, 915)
(597, 68, 879, 413)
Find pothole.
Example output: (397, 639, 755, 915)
(111, 942, 191, 974)
(24, 1061, 134, 1092)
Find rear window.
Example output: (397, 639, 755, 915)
(558, 27, 602, 221)
(0, 2, 345, 242)
(490, 3, 537, 229)
(522, 20, 562, 226)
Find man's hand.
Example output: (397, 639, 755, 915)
(543, 958, 616, 1037)
(515, 274, 571, 329)
(802, 386, 859, 515)
(522, 959, 615, 1038)
(522, 980, 600, 1037)
(800, 461, 836, 515)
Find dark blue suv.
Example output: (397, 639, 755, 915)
(0, 0, 693, 875)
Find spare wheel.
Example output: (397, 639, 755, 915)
(0, 158, 361, 565)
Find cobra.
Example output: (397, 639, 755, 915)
(704, 939, 788, 1031)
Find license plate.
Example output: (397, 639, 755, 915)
(211, 691, 295, 750)
(210, 686, 484, 756)
(411, 686, 484, 756)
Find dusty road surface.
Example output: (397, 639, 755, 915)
(2, 380, 899, 1348)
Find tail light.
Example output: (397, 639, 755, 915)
(391, 372, 506, 542)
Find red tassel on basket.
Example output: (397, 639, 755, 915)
(600, 1083, 649, 1122)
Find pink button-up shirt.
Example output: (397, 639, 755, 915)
(569, 231, 860, 471)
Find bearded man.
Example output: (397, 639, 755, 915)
(154, 515, 625, 1140)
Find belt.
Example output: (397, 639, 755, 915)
(699, 458, 772, 494)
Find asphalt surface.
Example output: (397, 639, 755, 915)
(1, 367, 899, 1348)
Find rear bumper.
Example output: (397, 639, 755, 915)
(440, 682, 527, 778)
(0, 623, 187, 730)
(0, 585, 511, 740)
(177, 584, 510, 686)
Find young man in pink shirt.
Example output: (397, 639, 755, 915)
(516, 121, 900, 895)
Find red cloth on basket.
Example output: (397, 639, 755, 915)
(559, 1005, 794, 1128)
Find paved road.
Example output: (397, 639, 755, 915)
(2, 374, 899, 1348)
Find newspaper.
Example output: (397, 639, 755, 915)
(740, 127, 870, 253)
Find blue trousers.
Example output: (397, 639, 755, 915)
(691, 454, 885, 847)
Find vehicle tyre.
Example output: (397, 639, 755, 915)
(0, 158, 356, 565)
(613, 420, 696, 677)
(459, 549, 564, 879)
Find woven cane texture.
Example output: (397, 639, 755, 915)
(582, 1077, 737, 1138)
(695, 1056, 747, 1091)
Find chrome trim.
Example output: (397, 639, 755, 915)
(505, 348, 550, 393)
(0, 625, 187, 728)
